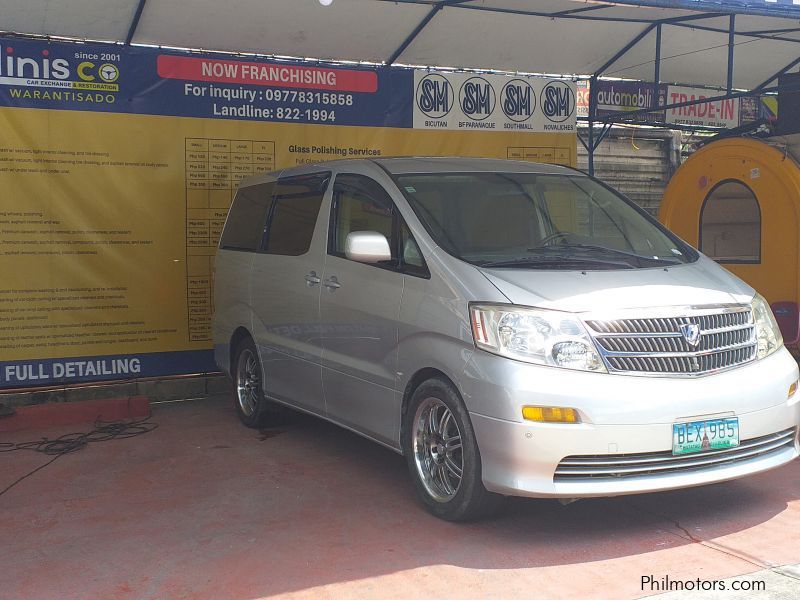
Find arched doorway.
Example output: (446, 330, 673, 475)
(699, 179, 761, 264)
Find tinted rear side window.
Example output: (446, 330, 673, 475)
(219, 181, 275, 251)
(264, 173, 329, 256)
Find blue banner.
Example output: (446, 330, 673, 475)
(0, 36, 413, 128)
(0, 351, 216, 389)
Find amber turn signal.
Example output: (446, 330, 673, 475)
(522, 406, 579, 423)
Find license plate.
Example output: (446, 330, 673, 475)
(672, 417, 739, 455)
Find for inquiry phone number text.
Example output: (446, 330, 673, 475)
(263, 90, 354, 105)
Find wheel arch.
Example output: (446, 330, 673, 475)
(229, 326, 253, 373)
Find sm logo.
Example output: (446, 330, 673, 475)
(416, 73, 454, 119)
(459, 76, 495, 121)
(541, 81, 575, 123)
(501, 79, 535, 122)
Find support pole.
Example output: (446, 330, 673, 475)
(595, 123, 612, 149)
(577, 132, 590, 153)
(594, 24, 656, 77)
(654, 23, 662, 114)
(125, 0, 148, 45)
(727, 14, 736, 93)
(386, 0, 473, 65)
(588, 75, 597, 176)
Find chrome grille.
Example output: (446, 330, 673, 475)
(554, 428, 797, 481)
(585, 306, 756, 376)
(587, 310, 750, 334)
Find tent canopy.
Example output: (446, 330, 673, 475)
(2, 1, 800, 90)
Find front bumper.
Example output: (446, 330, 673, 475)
(463, 348, 800, 497)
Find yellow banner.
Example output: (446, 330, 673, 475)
(0, 107, 574, 385)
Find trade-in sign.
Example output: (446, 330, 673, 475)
(666, 85, 740, 129)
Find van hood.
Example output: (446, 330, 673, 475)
(479, 257, 755, 313)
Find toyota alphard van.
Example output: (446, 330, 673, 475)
(213, 158, 799, 521)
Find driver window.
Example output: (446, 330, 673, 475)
(330, 174, 430, 277)
(330, 175, 396, 261)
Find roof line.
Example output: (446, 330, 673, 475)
(376, 0, 661, 24)
(668, 20, 800, 44)
(549, 5, 610, 17)
(378, 1, 730, 25)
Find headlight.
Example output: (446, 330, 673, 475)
(470, 303, 606, 372)
(751, 294, 783, 359)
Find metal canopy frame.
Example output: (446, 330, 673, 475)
(583, 10, 800, 174)
(104, 1, 800, 174)
(373, 1, 800, 175)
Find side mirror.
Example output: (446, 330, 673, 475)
(345, 231, 392, 264)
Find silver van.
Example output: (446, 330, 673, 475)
(213, 157, 799, 521)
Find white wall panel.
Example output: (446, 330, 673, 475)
(133, 0, 431, 63)
(0, 0, 138, 41)
(399, 6, 652, 74)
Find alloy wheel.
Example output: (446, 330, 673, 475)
(412, 397, 464, 502)
(236, 348, 261, 417)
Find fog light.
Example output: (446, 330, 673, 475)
(522, 406, 579, 423)
(789, 380, 798, 398)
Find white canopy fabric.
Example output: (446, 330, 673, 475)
(2, 1, 800, 90)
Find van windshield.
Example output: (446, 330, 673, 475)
(395, 172, 696, 270)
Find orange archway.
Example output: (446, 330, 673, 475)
(660, 137, 800, 346)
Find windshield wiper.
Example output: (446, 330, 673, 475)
(528, 244, 682, 266)
(480, 256, 634, 269)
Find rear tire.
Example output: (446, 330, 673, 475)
(233, 337, 279, 428)
(403, 377, 504, 521)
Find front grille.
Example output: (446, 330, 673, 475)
(587, 310, 751, 334)
(605, 346, 755, 375)
(585, 306, 756, 376)
(554, 428, 797, 481)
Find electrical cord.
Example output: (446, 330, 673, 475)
(0, 415, 158, 498)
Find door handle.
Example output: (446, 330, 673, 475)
(323, 275, 341, 291)
(305, 271, 321, 286)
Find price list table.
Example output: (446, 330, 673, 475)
(184, 138, 275, 341)
(507, 146, 572, 165)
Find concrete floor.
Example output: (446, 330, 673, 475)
(1, 395, 799, 599)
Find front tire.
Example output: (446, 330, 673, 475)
(403, 378, 503, 521)
(233, 337, 277, 428)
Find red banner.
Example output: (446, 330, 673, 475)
(157, 55, 378, 93)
